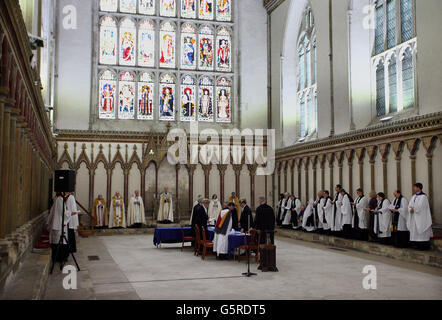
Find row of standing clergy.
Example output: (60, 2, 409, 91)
(276, 183, 433, 246)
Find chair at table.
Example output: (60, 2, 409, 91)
(181, 227, 195, 252)
(238, 229, 261, 264)
(200, 227, 214, 260)
(194, 226, 201, 256)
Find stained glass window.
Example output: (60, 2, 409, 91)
(375, 2, 384, 55)
(401, 0, 413, 42)
(199, 26, 214, 71)
(139, 0, 155, 15)
(119, 71, 135, 119)
(160, 22, 176, 68)
(376, 61, 386, 116)
(120, 0, 136, 13)
(199, 0, 214, 20)
(181, 0, 196, 19)
(99, 16, 117, 65)
(159, 74, 175, 121)
(180, 75, 196, 122)
(119, 18, 136, 66)
(100, 0, 118, 12)
(138, 20, 155, 67)
(99, 70, 117, 119)
(388, 55, 397, 113)
(216, 27, 231, 72)
(160, 0, 176, 17)
(198, 76, 214, 122)
(216, 0, 231, 22)
(402, 47, 414, 109)
(181, 24, 196, 70)
(387, 0, 396, 48)
(216, 77, 231, 123)
(138, 72, 154, 120)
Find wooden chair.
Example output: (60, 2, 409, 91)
(200, 227, 214, 260)
(181, 227, 195, 252)
(238, 229, 261, 263)
(194, 226, 201, 256)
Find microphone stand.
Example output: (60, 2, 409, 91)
(242, 214, 257, 278)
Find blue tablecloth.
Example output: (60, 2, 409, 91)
(153, 226, 248, 258)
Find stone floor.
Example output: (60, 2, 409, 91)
(41, 234, 442, 300)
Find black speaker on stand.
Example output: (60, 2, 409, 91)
(50, 170, 80, 274)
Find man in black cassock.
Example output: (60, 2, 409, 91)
(254, 197, 275, 245)
(239, 199, 254, 232)
(191, 199, 209, 237)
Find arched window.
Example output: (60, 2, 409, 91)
(216, 0, 231, 21)
(181, 23, 196, 70)
(159, 22, 176, 68)
(199, 0, 214, 20)
(180, 75, 196, 121)
(216, 27, 231, 72)
(198, 76, 214, 122)
(373, 0, 416, 115)
(138, 20, 155, 67)
(216, 77, 231, 123)
(138, 72, 154, 120)
(159, 74, 175, 121)
(160, 0, 176, 17)
(181, 0, 196, 19)
(119, 18, 136, 66)
(297, 7, 317, 139)
(119, 71, 135, 119)
(99, 70, 117, 119)
(120, 0, 137, 13)
(199, 25, 214, 71)
(99, 16, 117, 65)
(139, 0, 155, 15)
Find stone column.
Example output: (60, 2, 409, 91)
(379, 144, 390, 194)
(406, 139, 419, 186)
(296, 158, 302, 199)
(233, 164, 243, 197)
(186, 164, 196, 215)
(283, 161, 288, 193)
(290, 159, 295, 195)
(319, 154, 326, 191)
(336, 151, 344, 186)
(327, 153, 335, 192)
(217, 164, 227, 202)
(391, 141, 404, 191)
(422, 136, 437, 217)
(89, 166, 95, 212)
(355, 148, 365, 190)
(247, 164, 257, 210)
(175, 163, 180, 222)
(106, 167, 112, 209)
(276, 162, 281, 197)
(202, 164, 212, 199)
(0, 104, 11, 238)
(366, 146, 378, 192)
(345, 149, 354, 195)
(304, 157, 310, 201)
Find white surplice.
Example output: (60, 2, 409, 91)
(302, 201, 315, 232)
(323, 198, 333, 230)
(49, 197, 71, 244)
(128, 196, 146, 226)
(353, 195, 369, 229)
(391, 196, 409, 231)
(317, 197, 327, 229)
(208, 199, 221, 225)
(340, 194, 353, 226)
(213, 209, 233, 255)
(374, 199, 392, 238)
(407, 193, 433, 242)
(332, 193, 343, 231)
(66, 195, 80, 230)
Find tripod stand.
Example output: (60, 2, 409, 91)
(242, 216, 257, 278)
(50, 197, 80, 274)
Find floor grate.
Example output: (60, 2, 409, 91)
(88, 255, 100, 261)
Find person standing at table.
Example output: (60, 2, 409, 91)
(239, 199, 254, 233)
(213, 202, 234, 260)
(192, 198, 209, 236)
(208, 194, 221, 225)
(254, 197, 275, 245)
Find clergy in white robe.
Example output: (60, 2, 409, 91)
(322, 191, 333, 234)
(128, 191, 146, 227)
(313, 192, 325, 232)
(157, 187, 174, 223)
(92, 195, 107, 228)
(279, 193, 289, 226)
(302, 201, 316, 232)
(276, 194, 285, 226)
(373, 192, 392, 244)
(353, 189, 369, 240)
(340, 190, 354, 239)
(109, 192, 126, 228)
(317, 195, 327, 233)
(289, 196, 302, 229)
(407, 183, 433, 250)
(48, 195, 73, 262)
(213, 205, 234, 260)
(208, 195, 221, 225)
(65, 193, 80, 253)
(390, 190, 410, 248)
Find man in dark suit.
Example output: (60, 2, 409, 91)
(239, 199, 254, 233)
(191, 198, 209, 237)
(254, 196, 276, 245)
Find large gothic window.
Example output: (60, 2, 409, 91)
(97, 0, 234, 122)
(373, 0, 416, 117)
(297, 7, 317, 139)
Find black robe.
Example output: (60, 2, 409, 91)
(191, 204, 208, 236)
(240, 205, 254, 232)
(254, 203, 275, 244)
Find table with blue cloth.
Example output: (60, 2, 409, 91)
(153, 226, 249, 259)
